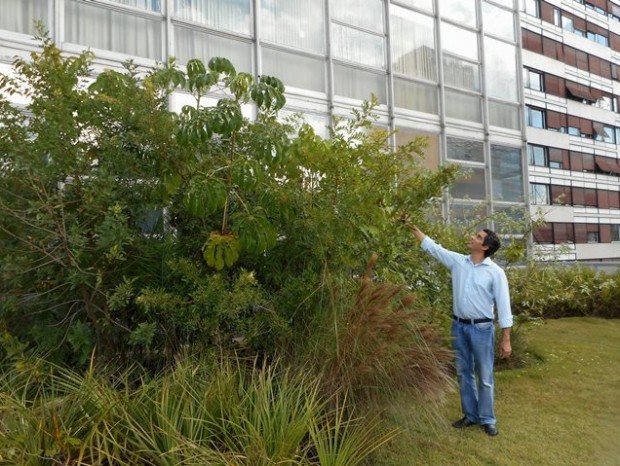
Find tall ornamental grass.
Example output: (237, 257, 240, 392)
(0, 356, 397, 465)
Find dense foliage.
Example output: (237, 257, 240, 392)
(0, 33, 458, 371)
(509, 263, 620, 319)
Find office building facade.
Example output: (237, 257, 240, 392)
(522, 0, 620, 260)
(17, 1, 620, 259)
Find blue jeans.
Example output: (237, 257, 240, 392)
(451, 320, 496, 425)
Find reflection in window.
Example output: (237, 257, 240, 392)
(526, 106, 545, 128)
(522, 0, 540, 17)
(612, 224, 620, 242)
(447, 137, 484, 163)
(174, 26, 252, 72)
(445, 90, 482, 122)
(391, 6, 436, 81)
(489, 101, 521, 130)
(491, 145, 524, 203)
(441, 23, 479, 61)
(393, 79, 438, 114)
(261, 0, 325, 53)
(523, 68, 543, 92)
(66, 0, 163, 59)
(333, 64, 387, 103)
(395, 0, 434, 12)
(332, 24, 385, 68)
(0, 0, 49, 34)
(449, 203, 489, 229)
(262, 48, 325, 92)
(530, 183, 550, 204)
(528, 144, 548, 166)
(394, 128, 440, 169)
(107, 0, 161, 10)
(483, 2, 515, 41)
(451, 167, 487, 200)
(485, 38, 518, 102)
(331, 0, 384, 32)
(174, 0, 251, 35)
(441, 0, 477, 27)
(443, 56, 480, 91)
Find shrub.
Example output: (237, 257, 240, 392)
(508, 263, 620, 319)
(0, 355, 397, 466)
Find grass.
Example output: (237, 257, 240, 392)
(373, 317, 620, 466)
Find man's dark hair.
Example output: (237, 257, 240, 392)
(482, 229, 501, 258)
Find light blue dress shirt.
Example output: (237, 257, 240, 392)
(421, 236, 513, 329)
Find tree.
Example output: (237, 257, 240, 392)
(0, 31, 458, 368)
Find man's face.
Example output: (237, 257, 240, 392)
(468, 230, 489, 254)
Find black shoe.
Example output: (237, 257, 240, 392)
(452, 417, 477, 428)
(481, 424, 499, 436)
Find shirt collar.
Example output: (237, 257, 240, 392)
(467, 255, 493, 266)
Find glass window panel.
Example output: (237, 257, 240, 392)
(449, 203, 489, 229)
(491, 144, 524, 202)
(66, 1, 163, 59)
(441, 0, 477, 27)
(523, 0, 540, 16)
(447, 137, 484, 163)
(393, 78, 438, 114)
(443, 56, 480, 91)
(333, 64, 387, 103)
(391, 6, 437, 81)
(489, 0, 515, 9)
(494, 205, 527, 235)
(528, 144, 547, 166)
(441, 23, 479, 61)
(533, 224, 553, 243)
(331, 0, 385, 32)
(261, 0, 325, 53)
(262, 48, 325, 92)
(612, 225, 620, 242)
(445, 90, 482, 122)
(395, 129, 440, 169)
(174, 0, 251, 35)
(527, 107, 545, 128)
(174, 26, 252, 72)
(451, 167, 487, 199)
(530, 183, 549, 204)
(485, 38, 518, 102)
(483, 2, 515, 41)
(107, 0, 161, 11)
(1, 0, 50, 34)
(392, 0, 434, 12)
(554, 223, 574, 244)
(332, 24, 385, 68)
(489, 101, 521, 130)
(523, 68, 543, 91)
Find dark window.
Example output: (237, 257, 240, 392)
(551, 184, 572, 204)
(549, 147, 568, 169)
(533, 224, 553, 243)
(554, 223, 574, 243)
(612, 225, 620, 242)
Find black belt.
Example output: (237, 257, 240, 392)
(453, 315, 493, 324)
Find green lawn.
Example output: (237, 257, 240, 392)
(375, 318, 620, 466)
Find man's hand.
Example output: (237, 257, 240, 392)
(410, 225, 426, 242)
(499, 330, 512, 359)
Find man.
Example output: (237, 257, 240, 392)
(410, 225, 512, 437)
